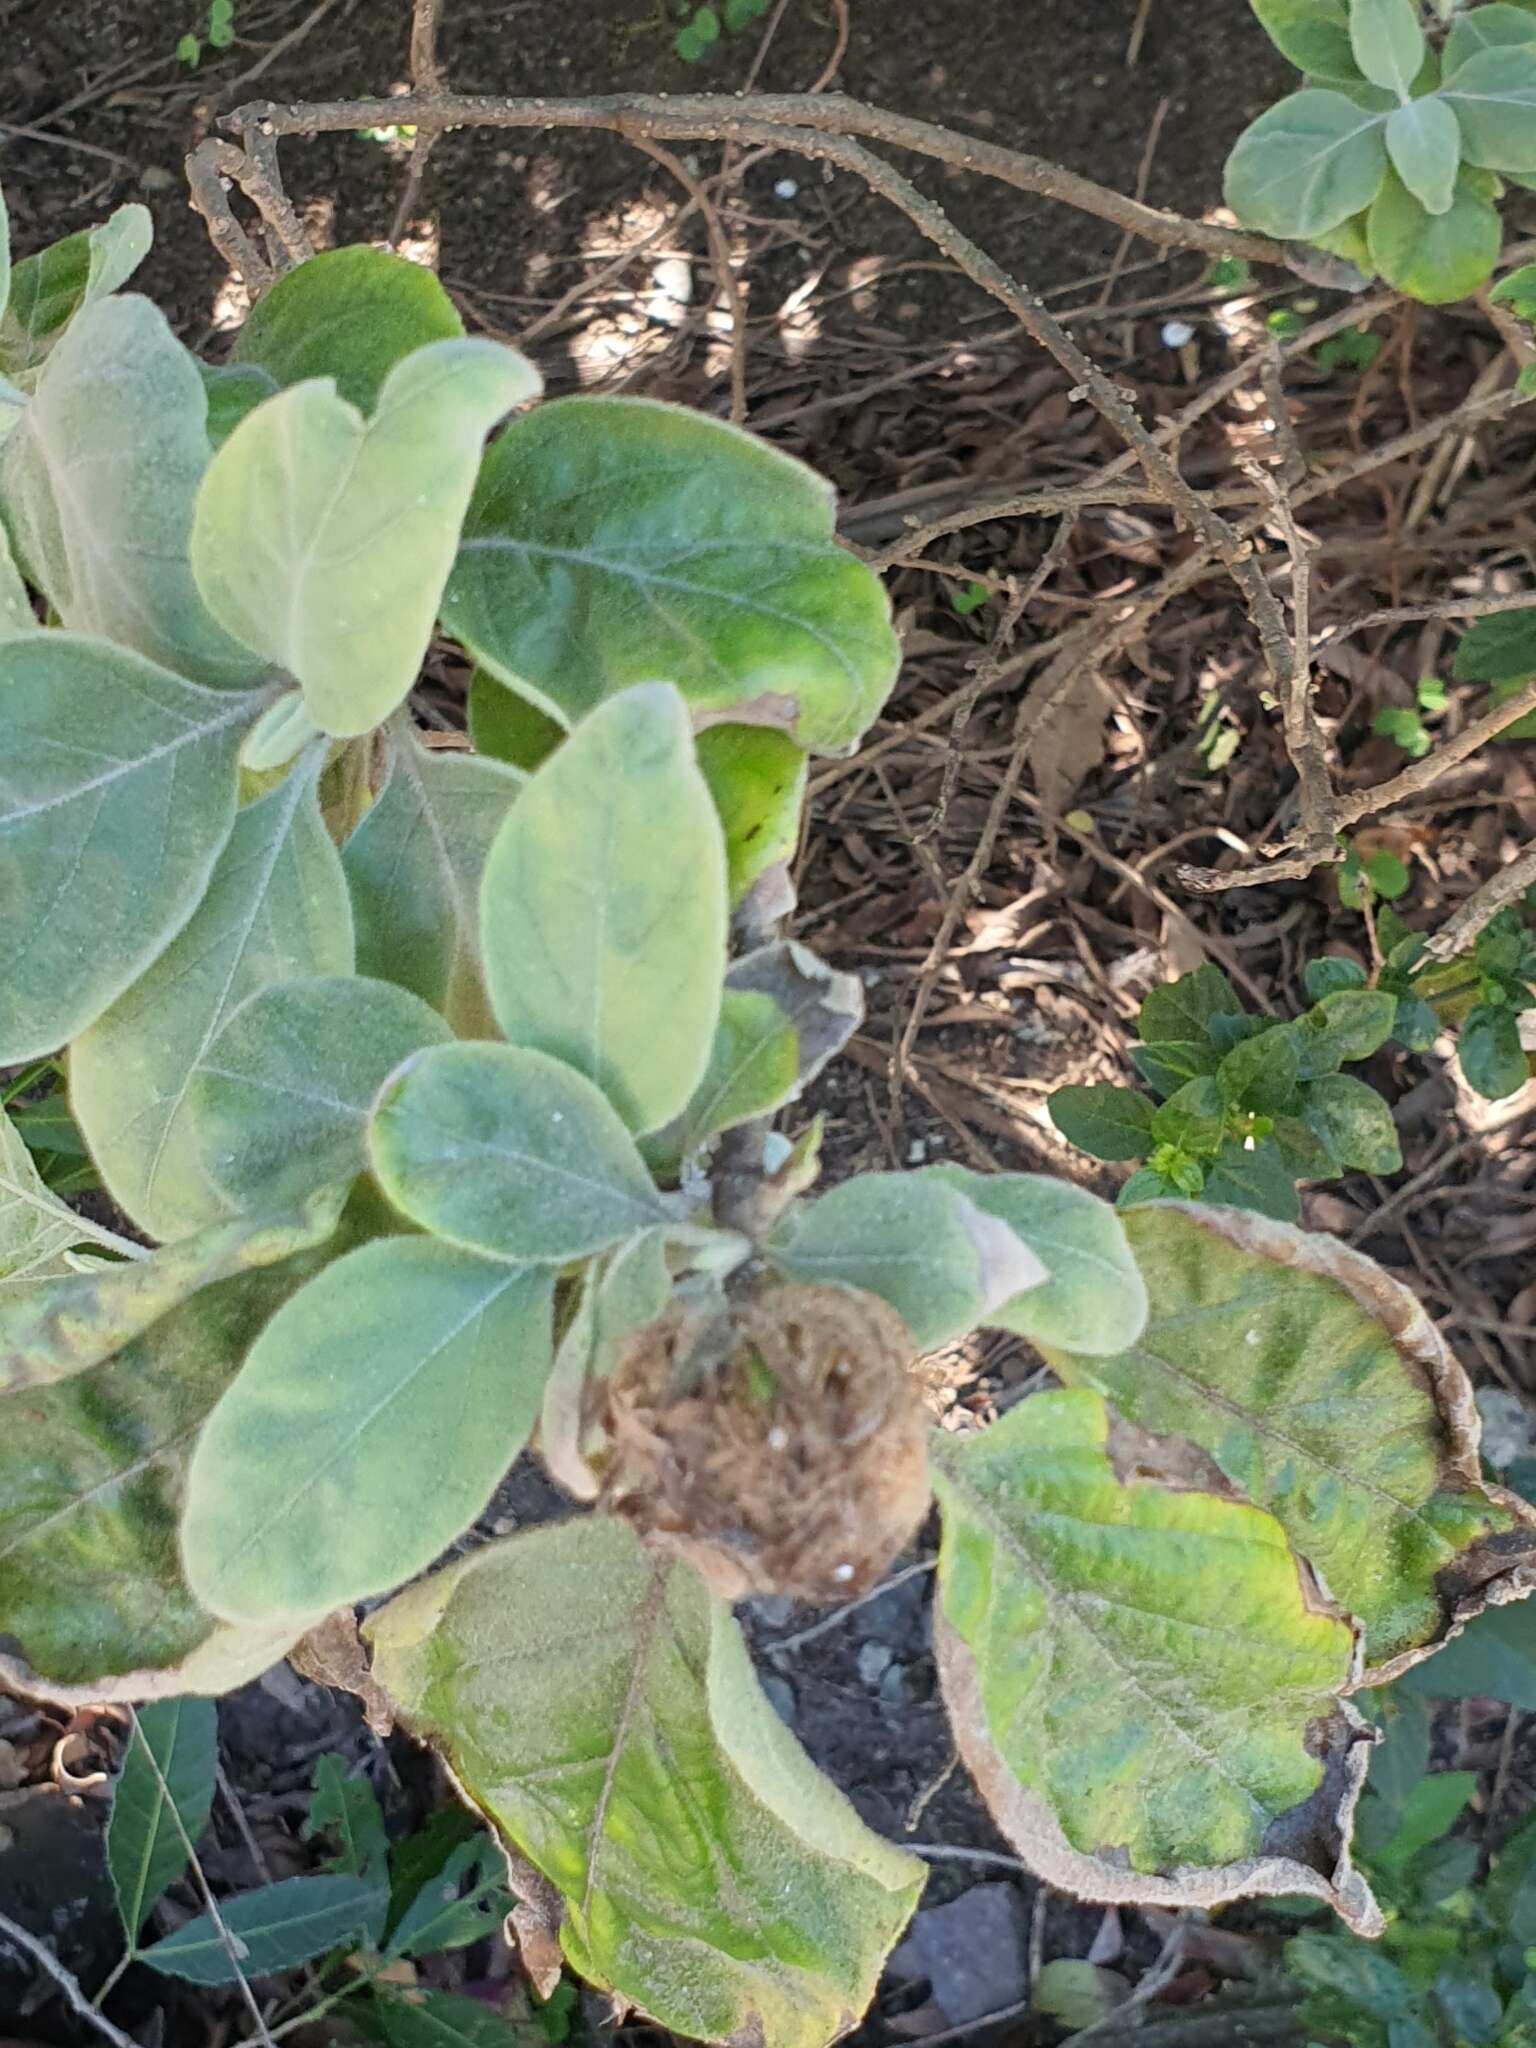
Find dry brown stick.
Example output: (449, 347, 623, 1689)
(0, 1909, 138, 2048)
(810, 0, 852, 93)
(1425, 843, 1536, 962)
(228, 86, 1287, 263)
(185, 138, 274, 291)
(1319, 589, 1536, 646)
(1255, 467, 1337, 866)
(1097, 92, 1170, 310)
(217, 0, 351, 97)
(390, 0, 447, 243)
(629, 136, 748, 425)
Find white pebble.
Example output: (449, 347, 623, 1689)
(774, 177, 799, 200)
(1161, 319, 1196, 349)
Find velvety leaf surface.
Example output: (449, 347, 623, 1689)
(1249, 0, 1359, 81)
(191, 339, 539, 736)
(1443, 43, 1536, 170)
(140, 1873, 387, 1983)
(479, 684, 727, 1133)
(369, 1042, 668, 1262)
(918, 1168, 1148, 1355)
(0, 204, 151, 383)
(0, 295, 261, 683)
(443, 396, 899, 752)
(72, 750, 354, 1241)
(0, 520, 31, 633)
(1224, 90, 1388, 238)
(772, 1171, 1046, 1350)
(1385, 95, 1461, 214)
(0, 636, 254, 1062)
(367, 1518, 924, 2048)
(1349, 0, 1424, 96)
(183, 1237, 555, 1622)
(0, 1255, 323, 1687)
(1366, 166, 1501, 302)
(194, 976, 451, 1210)
(107, 1698, 218, 1939)
(343, 718, 522, 1036)
(232, 245, 465, 413)
(1040, 1204, 1534, 1671)
(0, 1191, 342, 1392)
(933, 1387, 1356, 1873)
(0, 1099, 88, 1291)
(695, 722, 807, 904)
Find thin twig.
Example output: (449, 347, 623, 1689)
(1319, 588, 1536, 646)
(766, 1557, 936, 1654)
(630, 136, 748, 424)
(1425, 843, 1536, 962)
(390, 0, 447, 242)
(0, 1909, 139, 2048)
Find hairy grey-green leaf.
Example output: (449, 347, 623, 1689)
(1224, 90, 1388, 238)
(0, 203, 151, 384)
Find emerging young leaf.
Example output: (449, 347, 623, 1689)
(1224, 90, 1389, 238)
(479, 684, 728, 1133)
(343, 716, 522, 1038)
(1385, 95, 1461, 214)
(1443, 44, 1536, 169)
(933, 1388, 1376, 1927)
(771, 1171, 1046, 1349)
(696, 723, 808, 905)
(140, 1872, 387, 1983)
(0, 1252, 328, 1689)
(443, 396, 899, 752)
(0, 636, 256, 1062)
(918, 1167, 1148, 1355)
(232, 244, 466, 413)
(0, 1191, 342, 1393)
(1249, 0, 1361, 82)
(1040, 1204, 1536, 1673)
(0, 203, 151, 384)
(1366, 166, 1501, 302)
(107, 1698, 218, 1940)
(194, 976, 451, 1210)
(370, 1042, 668, 1262)
(72, 749, 354, 1241)
(183, 1237, 555, 1623)
(0, 294, 262, 684)
(366, 1518, 924, 2048)
(190, 339, 539, 737)
(1349, 0, 1425, 97)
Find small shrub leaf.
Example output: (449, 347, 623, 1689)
(1366, 166, 1501, 301)
(932, 1388, 1377, 1925)
(1138, 964, 1245, 1043)
(1249, 0, 1360, 81)
(194, 976, 451, 1211)
(1224, 90, 1389, 239)
(384, 1834, 509, 1959)
(366, 1519, 924, 2048)
(232, 245, 466, 413)
(307, 1756, 390, 1882)
(1048, 1085, 1156, 1161)
(0, 203, 151, 384)
(1128, 1039, 1222, 1098)
(479, 684, 727, 1134)
(183, 1238, 555, 1622)
(696, 722, 808, 905)
(0, 637, 254, 1063)
(771, 1171, 1046, 1349)
(1199, 1138, 1301, 1219)
(1385, 96, 1461, 214)
(1038, 1204, 1536, 1671)
(1218, 1023, 1303, 1112)
(1295, 987, 1399, 1073)
(1302, 1073, 1403, 1173)
(191, 339, 539, 737)
(107, 1698, 218, 1940)
(1453, 607, 1536, 680)
(1350, 0, 1425, 95)
(1459, 1001, 1530, 1099)
(369, 1042, 668, 1262)
(918, 1167, 1148, 1354)
(1444, 0, 1536, 72)
(72, 749, 354, 1241)
(1442, 43, 1536, 167)
(0, 1099, 90, 1291)
(442, 396, 899, 752)
(139, 1872, 387, 1983)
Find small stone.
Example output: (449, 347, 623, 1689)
(857, 1641, 892, 1687)
(890, 1886, 1029, 2024)
(1161, 318, 1196, 348)
(138, 165, 175, 192)
(745, 1594, 795, 1628)
(773, 177, 799, 200)
(906, 1139, 928, 1165)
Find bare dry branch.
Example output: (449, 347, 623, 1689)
(1425, 844, 1536, 962)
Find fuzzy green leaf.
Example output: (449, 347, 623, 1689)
(443, 396, 899, 753)
(0, 1194, 342, 1394)
(1350, 0, 1425, 96)
(696, 723, 808, 905)
(933, 1387, 1356, 1873)
(1295, 987, 1399, 1073)
(466, 670, 564, 770)
(1302, 1073, 1402, 1173)
(1444, 1, 1536, 73)
(1129, 1039, 1222, 1098)
(0, 1252, 328, 1689)
(107, 1699, 218, 1940)
(1039, 1204, 1531, 1669)
(140, 1873, 386, 1983)
(1443, 43, 1536, 168)
(0, 204, 151, 384)
(0, 520, 31, 634)
(1459, 1002, 1530, 1099)
(1385, 95, 1461, 214)
(1199, 1138, 1301, 1220)
(0, 1100, 89, 1292)
(1218, 1024, 1302, 1112)
(479, 684, 727, 1134)
(369, 1041, 667, 1262)
(194, 976, 451, 1211)
(918, 1167, 1148, 1355)
(1138, 966, 1244, 1043)
(772, 1171, 1046, 1350)
(1304, 956, 1368, 998)
(0, 294, 261, 684)
(343, 717, 521, 1039)
(190, 340, 538, 737)
(366, 1518, 923, 2048)
(1453, 606, 1536, 682)
(0, 636, 255, 1063)
(1366, 166, 1501, 302)
(1249, 0, 1361, 81)
(1048, 1086, 1156, 1162)
(1224, 90, 1389, 238)
(200, 362, 278, 448)
(232, 245, 466, 414)
(183, 1237, 555, 1623)
(72, 751, 354, 1241)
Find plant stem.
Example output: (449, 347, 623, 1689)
(0, 1910, 139, 2048)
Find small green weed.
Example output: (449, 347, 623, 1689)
(177, 0, 235, 67)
